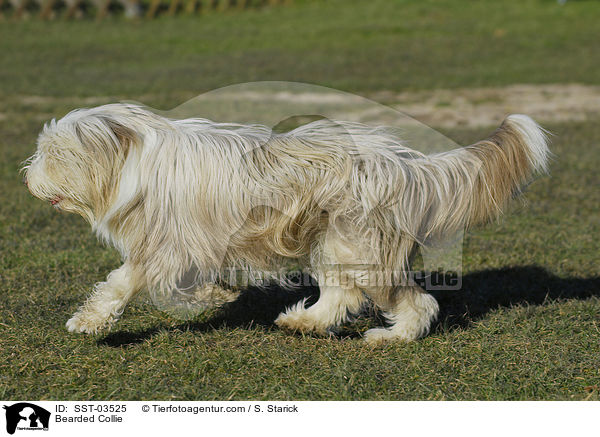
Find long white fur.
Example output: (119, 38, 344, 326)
(23, 104, 550, 342)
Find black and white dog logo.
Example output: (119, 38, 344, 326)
(3, 403, 50, 435)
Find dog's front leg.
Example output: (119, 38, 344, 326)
(66, 262, 144, 334)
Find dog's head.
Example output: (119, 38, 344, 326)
(23, 104, 145, 223)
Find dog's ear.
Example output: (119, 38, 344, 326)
(74, 114, 138, 156)
(102, 117, 138, 150)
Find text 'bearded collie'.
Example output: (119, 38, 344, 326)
(23, 104, 549, 343)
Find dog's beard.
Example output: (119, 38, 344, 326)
(25, 158, 96, 222)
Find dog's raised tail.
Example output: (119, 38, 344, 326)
(409, 114, 550, 243)
(463, 114, 550, 227)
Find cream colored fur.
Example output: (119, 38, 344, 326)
(23, 104, 550, 342)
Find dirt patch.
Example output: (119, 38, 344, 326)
(5, 83, 600, 129)
(377, 83, 600, 128)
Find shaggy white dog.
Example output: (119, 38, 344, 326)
(23, 104, 549, 343)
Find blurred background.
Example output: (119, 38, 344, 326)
(0, 0, 599, 108)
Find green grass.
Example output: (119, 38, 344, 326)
(1, 0, 599, 400)
(1, 109, 598, 400)
(1, 0, 600, 107)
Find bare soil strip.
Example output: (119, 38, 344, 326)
(6, 84, 600, 128)
(376, 83, 600, 128)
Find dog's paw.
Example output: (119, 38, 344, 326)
(275, 306, 329, 336)
(363, 327, 418, 344)
(66, 311, 114, 334)
(363, 328, 395, 345)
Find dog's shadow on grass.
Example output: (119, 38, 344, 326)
(98, 284, 320, 347)
(98, 265, 600, 347)
(433, 265, 600, 332)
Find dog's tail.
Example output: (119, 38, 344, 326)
(463, 114, 550, 226)
(401, 114, 550, 243)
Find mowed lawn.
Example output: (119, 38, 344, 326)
(1, 0, 599, 400)
(1, 0, 600, 106)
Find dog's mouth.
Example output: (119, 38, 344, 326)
(50, 196, 63, 207)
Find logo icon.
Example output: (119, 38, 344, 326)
(3, 403, 50, 435)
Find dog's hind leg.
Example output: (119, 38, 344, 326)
(275, 276, 365, 336)
(363, 285, 439, 344)
(275, 229, 367, 336)
(66, 262, 145, 334)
